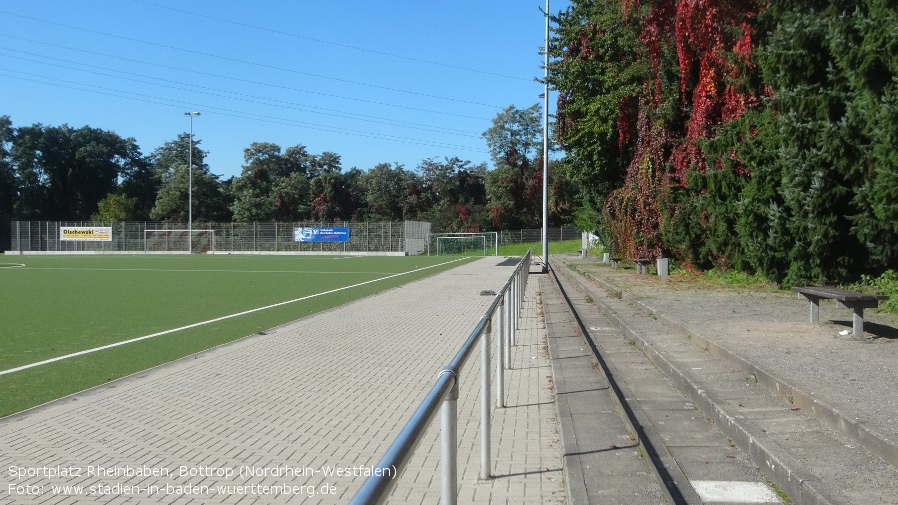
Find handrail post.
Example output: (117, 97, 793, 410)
(496, 297, 505, 406)
(510, 275, 517, 345)
(515, 263, 524, 324)
(441, 372, 459, 505)
(481, 321, 491, 479)
(504, 289, 512, 369)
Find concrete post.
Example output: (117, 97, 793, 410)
(657, 258, 669, 282)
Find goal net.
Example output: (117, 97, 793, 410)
(427, 232, 498, 256)
(144, 229, 217, 253)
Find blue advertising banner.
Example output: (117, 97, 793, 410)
(294, 227, 350, 243)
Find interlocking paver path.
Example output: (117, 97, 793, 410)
(0, 257, 563, 504)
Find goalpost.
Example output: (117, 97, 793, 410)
(144, 229, 217, 253)
(427, 232, 498, 256)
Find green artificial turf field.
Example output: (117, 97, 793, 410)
(0, 254, 474, 417)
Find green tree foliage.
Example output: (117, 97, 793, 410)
(482, 104, 543, 167)
(117, 159, 157, 221)
(482, 105, 546, 229)
(148, 133, 231, 222)
(91, 193, 141, 222)
(150, 133, 204, 181)
(544, 158, 579, 228)
(0, 108, 576, 235)
(10, 123, 147, 220)
(150, 162, 231, 222)
(309, 168, 363, 222)
(548, 0, 648, 210)
(361, 162, 418, 221)
(309, 151, 343, 177)
(230, 143, 311, 222)
(418, 157, 488, 231)
(729, 0, 898, 284)
(549, 0, 898, 284)
(0, 116, 15, 221)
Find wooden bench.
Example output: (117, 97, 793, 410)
(633, 258, 652, 275)
(791, 286, 889, 337)
(610, 257, 622, 269)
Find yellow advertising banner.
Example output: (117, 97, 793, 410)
(60, 227, 113, 242)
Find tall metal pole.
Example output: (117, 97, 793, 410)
(184, 111, 200, 253)
(541, 0, 550, 273)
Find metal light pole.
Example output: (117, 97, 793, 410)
(184, 111, 200, 253)
(541, 0, 550, 273)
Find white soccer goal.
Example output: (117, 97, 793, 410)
(144, 229, 217, 253)
(427, 232, 498, 256)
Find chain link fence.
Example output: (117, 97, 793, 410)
(497, 225, 579, 245)
(6, 222, 578, 255)
(7, 221, 432, 255)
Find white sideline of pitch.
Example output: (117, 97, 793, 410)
(0, 258, 468, 377)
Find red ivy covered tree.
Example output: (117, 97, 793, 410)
(600, 0, 762, 259)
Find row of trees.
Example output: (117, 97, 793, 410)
(0, 111, 576, 232)
(549, 0, 898, 286)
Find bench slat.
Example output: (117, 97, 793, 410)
(791, 286, 888, 302)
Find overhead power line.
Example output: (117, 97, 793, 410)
(0, 34, 491, 122)
(0, 48, 484, 138)
(129, 0, 530, 83)
(0, 10, 507, 109)
(0, 70, 491, 155)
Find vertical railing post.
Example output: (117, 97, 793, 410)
(515, 263, 524, 324)
(481, 321, 491, 479)
(496, 298, 505, 407)
(441, 373, 459, 505)
(510, 275, 517, 346)
(504, 289, 512, 369)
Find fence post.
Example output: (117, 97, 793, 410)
(441, 373, 459, 505)
(481, 320, 491, 479)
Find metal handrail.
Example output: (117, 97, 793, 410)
(349, 249, 533, 505)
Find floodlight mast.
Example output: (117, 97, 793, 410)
(541, 0, 550, 274)
(185, 111, 200, 253)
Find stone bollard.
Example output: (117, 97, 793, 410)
(657, 258, 669, 282)
(603, 252, 610, 263)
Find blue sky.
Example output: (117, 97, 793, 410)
(0, 0, 570, 180)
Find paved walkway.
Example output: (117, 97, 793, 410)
(0, 257, 564, 504)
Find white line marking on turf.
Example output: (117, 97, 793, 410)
(691, 481, 782, 503)
(21, 267, 421, 274)
(0, 258, 469, 377)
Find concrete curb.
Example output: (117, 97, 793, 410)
(543, 272, 699, 505)
(565, 260, 898, 472)
(554, 257, 845, 505)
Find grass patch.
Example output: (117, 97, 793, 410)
(498, 239, 583, 257)
(850, 270, 898, 314)
(670, 264, 778, 291)
(0, 254, 471, 417)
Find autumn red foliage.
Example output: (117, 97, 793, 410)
(605, 0, 762, 259)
